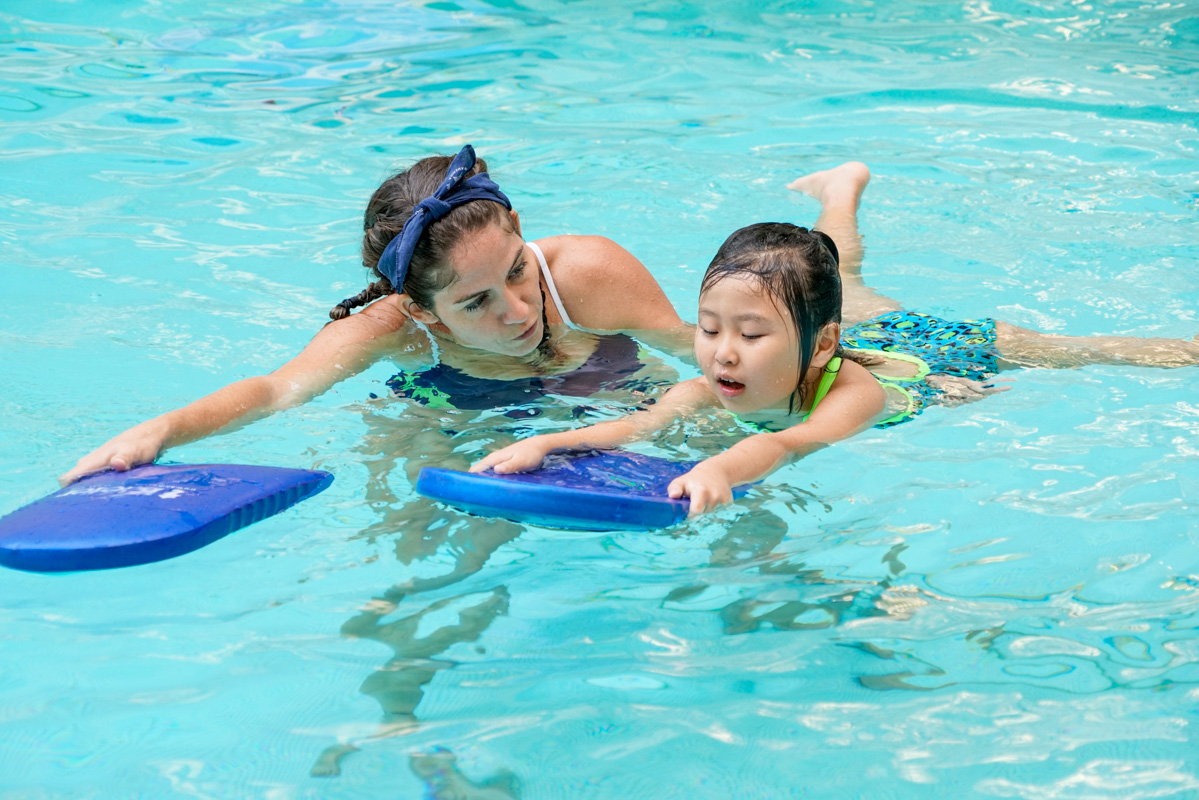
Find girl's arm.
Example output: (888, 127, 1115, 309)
(669, 359, 886, 515)
(470, 378, 712, 475)
(59, 299, 412, 485)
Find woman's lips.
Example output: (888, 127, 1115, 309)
(516, 320, 539, 341)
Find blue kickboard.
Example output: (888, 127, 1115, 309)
(0, 463, 333, 573)
(416, 450, 750, 531)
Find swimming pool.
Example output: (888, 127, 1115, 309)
(3, 0, 1198, 796)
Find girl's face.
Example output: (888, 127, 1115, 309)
(695, 275, 803, 414)
(410, 220, 545, 357)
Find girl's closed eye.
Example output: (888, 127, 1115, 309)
(699, 326, 718, 337)
(508, 260, 527, 281)
(742, 332, 764, 340)
(464, 295, 487, 312)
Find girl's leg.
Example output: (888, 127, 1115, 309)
(788, 162, 902, 324)
(995, 322, 1199, 369)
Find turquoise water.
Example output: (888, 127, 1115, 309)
(3, 0, 1199, 796)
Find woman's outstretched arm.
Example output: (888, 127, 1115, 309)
(59, 299, 413, 485)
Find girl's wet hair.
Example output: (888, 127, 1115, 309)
(329, 154, 513, 320)
(700, 222, 846, 412)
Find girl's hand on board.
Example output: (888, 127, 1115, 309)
(470, 436, 557, 475)
(668, 462, 734, 517)
(58, 421, 167, 486)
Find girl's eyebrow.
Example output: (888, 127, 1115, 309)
(450, 243, 525, 306)
(698, 307, 771, 323)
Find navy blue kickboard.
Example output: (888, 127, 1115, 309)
(0, 463, 333, 573)
(416, 450, 751, 531)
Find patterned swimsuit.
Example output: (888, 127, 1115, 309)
(843, 310, 1000, 427)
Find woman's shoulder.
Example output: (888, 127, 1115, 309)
(354, 292, 409, 329)
(301, 295, 426, 362)
(532, 235, 634, 279)
(313, 293, 409, 343)
(531, 235, 682, 330)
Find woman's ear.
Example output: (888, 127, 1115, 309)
(811, 322, 842, 368)
(397, 293, 440, 326)
(508, 209, 523, 238)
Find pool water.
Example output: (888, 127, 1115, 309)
(3, 0, 1198, 797)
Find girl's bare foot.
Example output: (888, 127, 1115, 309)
(787, 162, 871, 210)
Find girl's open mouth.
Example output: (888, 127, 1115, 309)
(717, 377, 745, 397)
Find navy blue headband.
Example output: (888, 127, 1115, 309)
(376, 144, 512, 290)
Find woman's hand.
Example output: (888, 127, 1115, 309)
(470, 435, 561, 475)
(58, 419, 169, 486)
(925, 374, 1012, 407)
(668, 462, 734, 517)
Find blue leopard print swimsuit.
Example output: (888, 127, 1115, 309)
(843, 311, 1001, 427)
(842, 311, 999, 378)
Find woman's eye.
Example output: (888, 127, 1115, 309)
(508, 260, 527, 281)
(464, 297, 486, 312)
(742, 333, 764, 341)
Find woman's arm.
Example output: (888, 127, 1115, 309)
(669, 359, 886, 515)
(59, 299, 413, 485)
(470, 378, 711, 475)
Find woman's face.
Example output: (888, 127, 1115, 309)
(694, 275, 802, 414)
(419, 221, 545, 357)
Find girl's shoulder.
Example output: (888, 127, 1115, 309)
(805, 357, 887, 424)
(824, 357, 887, 398)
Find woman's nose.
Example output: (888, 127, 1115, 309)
(500, 287, 530, 324)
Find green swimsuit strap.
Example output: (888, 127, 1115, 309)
(858, 350, 930, 383)
(873, 381, 918, 427)
(731, 356, 842, 431)
(850, 349, 930, 428)
(799, 356, 842, 422)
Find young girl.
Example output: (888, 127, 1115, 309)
(473, 162, 1199, 517)
(471, 222, 896, 516)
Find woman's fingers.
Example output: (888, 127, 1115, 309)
(60, 427, 165, 487)
(926, 375, 1014, 407)
(58, 451, 134, 487)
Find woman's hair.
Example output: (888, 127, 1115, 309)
(699, 222, 847, 412)
(329, 153, 513, 320)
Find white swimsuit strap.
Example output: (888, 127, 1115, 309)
(528, 240, 577, 330)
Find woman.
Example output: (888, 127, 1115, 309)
(60, 145, 685, 485)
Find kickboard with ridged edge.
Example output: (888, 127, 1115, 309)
(0, 463, 333, 573)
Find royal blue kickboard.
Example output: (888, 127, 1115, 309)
(0, 463, 333, 573)
(416, 450, 751, 531)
